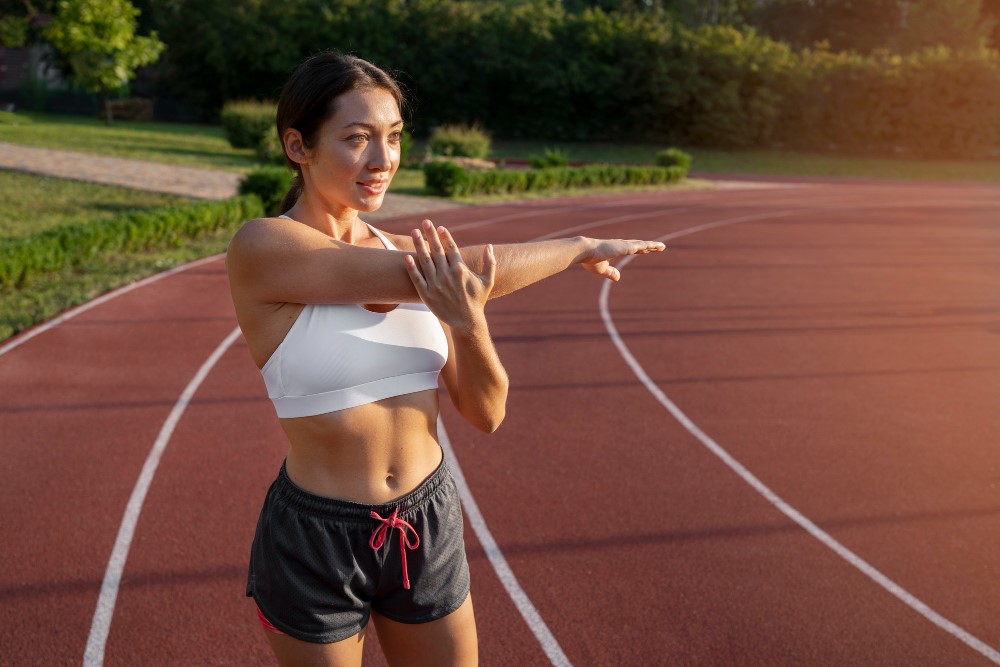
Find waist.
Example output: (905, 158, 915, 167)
(272, 453, 451, 522)
(279, 390, 443, 503)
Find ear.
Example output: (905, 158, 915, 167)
(283, 128, 310, 166)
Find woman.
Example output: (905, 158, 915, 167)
(225, 52, 665, 667)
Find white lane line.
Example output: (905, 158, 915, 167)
(0, 252, 226, 359)
(598, 211, 1000, 664)
(437, 418, 572, 667)
(83, 326, 243, 667)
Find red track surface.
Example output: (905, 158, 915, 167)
(2, 181, 999, 666)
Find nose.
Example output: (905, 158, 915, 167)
(367, 138, 395, 172)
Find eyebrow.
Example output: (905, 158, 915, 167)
(343, 120, 404, 130)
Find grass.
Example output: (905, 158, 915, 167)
(0, 170, 196, 239)
(0, 229, 233, 343)
(0, 111, 259, 172)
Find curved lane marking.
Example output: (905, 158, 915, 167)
(599, 208, 1000, 664)
(83, 326, 242, 666)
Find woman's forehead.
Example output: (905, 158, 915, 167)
(328, 88, 402, 129)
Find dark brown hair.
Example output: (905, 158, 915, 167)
(275, 52, 406, 215)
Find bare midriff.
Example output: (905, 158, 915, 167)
(278, 388, 445, 505)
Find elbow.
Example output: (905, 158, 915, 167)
(477, 407, 506, 434)
(467, 385, 508, 434)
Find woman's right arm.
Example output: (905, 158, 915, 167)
(226, 217, 664, 306)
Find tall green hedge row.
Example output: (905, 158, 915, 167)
(0, 195, 263, 290)
(148, 0, 1000, 158)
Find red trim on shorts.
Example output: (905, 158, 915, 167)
(256, 603, 285, 634)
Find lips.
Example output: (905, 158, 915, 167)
(358, 180, 388, 195)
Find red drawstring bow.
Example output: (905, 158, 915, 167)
(369, 507, 420, 589)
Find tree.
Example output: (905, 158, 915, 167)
(42, 0, 164, 123)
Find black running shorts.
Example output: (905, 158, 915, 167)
(246, 454, 471, 643)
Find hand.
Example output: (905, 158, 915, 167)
(405, 220, 496, 333)
(578, 238, 666, 281)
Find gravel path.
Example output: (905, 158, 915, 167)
(0, 141, 461, 221)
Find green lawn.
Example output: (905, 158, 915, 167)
(0, 111, 259, 172)
(0, 170, 195, 239)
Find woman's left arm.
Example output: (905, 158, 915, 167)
(403, 226, 508, 433)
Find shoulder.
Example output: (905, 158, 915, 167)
(379, 229, 416, 252)
(229, 217, 324, 257)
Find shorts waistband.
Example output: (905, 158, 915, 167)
(274, 453, 449, 523)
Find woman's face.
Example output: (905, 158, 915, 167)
(298, 87, 402, 214)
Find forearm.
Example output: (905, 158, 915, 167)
(458, 237, 590, 299)
(451, 317, 508, 433)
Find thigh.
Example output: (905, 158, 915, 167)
(372, 593, 478, 667)
(264, 625, 367, 667)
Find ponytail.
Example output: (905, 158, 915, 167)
(278, 172, 303, 216)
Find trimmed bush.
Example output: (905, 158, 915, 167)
(423, 161, 470, 196)
(655, 148, 692, 171)
(0, 195, 263, 290)
(221, 99, 277, 149)
(239, 166, 294, 216)
(426, 163, 687, 198)
(256, 130, 286, 166)
(529, 148, 570, 169)
(429, 124, 491, 158)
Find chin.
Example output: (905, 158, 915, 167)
(356, 195, 386, 213)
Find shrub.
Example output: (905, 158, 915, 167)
(426, 163, 687, 198)
(429, 123, 491, 158)
(238, 166, 293, 216)
(0, 195, 263, 290)
(529, 148, 570, 169)
(655, 148, 692, 171)
(423, 160, 470, 196)
(256, 130, 286, 166)
(221, 99, 276, 149)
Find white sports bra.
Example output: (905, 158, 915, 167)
(259, 216, 448, 418)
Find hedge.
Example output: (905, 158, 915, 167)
(0, 195, 263, 290)
(143, 0, 1000, 158)
(239, 166, 293, 216)
(424, 162, 687, 197)
(221, 99, 277, 149)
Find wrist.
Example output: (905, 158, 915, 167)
(571, 236, 595, 264)
(451, 312, 490, 340)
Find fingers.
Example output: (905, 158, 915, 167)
(411, 225, 436, 277)
(404, 254, 428, 295)
(438, 226, 464, 267)
(482, 244, 496, 289)
(422, 219, 449, 274)
(633, 240, 666, 254)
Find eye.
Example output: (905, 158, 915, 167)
(389, 131, 402, 143)
(347, 134, 368, 144)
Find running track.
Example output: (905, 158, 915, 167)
(2, 180, 999, 666)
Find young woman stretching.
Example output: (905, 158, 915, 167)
(225, 52, 666, 667)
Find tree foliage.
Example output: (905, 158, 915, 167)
(42, 0, 165, 120)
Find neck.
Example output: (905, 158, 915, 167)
(285, 194, 365, 243)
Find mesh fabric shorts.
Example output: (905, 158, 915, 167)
(245, 454, 471, 643)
